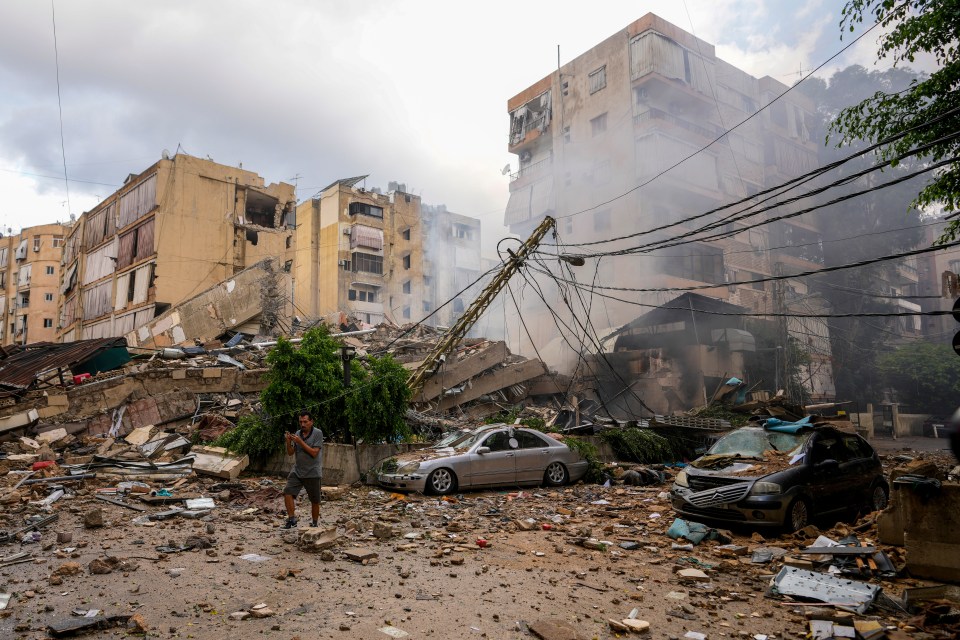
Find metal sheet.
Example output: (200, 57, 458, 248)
(0, 337, 129, 390)
(772, 566, 879, 614)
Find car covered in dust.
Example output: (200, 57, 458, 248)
(670, 424, 888, 531)
(377, 424, 589, 495)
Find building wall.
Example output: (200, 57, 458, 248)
(0, 223, 70, 346)
(504, 12, 828, 395)
(58, 154, 295, 343)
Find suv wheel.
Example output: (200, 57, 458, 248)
(869, 483, 889, 512)
(784, 497, 810, 532)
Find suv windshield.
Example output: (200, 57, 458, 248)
(708, 427, 809, 458)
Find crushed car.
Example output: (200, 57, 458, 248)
(670, 419, 888, 531)
(377, 424, 589, 495)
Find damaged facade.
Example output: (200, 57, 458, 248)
(504, 13, 835, 402)
(294, 178, 481, 328)
(0, 224, 70, 346)
(57, 154, 296, 344)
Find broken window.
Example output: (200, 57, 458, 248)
(53, 236, 64, 248)
(589, 66, 607, 94)
(352, 252, 383, 275)
(402, 280, 411, 294)
(20, 292, 29, 308)
(33, 237, 41, 252)
(117, 218, 155, 269)
(348, 290, 357, 301)
(509, 90, 552, 145)
(452, 224, 473, 240)
(402, 305, 411, 319)
(402, 228, 411, 241)
(348, 202, 384, 219)
(590, 113, 608, 136)
(244, 190, 280, 228)
(403, 254, 411, 270)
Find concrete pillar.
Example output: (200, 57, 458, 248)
(891, 403, 903, 439)
(863, 403, 875, 439)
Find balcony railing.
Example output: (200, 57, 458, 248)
(510, 157, 552, 182)
(634, 108, 723, 140)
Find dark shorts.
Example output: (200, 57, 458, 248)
(284, 474, 322, 504)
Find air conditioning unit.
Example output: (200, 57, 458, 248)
(519, 150, 532, 163)
(343, 227, 352, 236)
(338, 260, 348, 268)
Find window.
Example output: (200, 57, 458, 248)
(20, 293, 29, 308)
(402, 280, 411, 294)
(402, 254, 411, 270)
(0, 273, 5, 288)
(43, 319, 53, 328)
(44, 293, 54, 302)
(351, 252, 383, 275)
(593, 209, 611, 233)
(517, 431, 550, 448)
(348, 290, 357, 301)
(402, 305, 411, 319)
(423, 301, 432, 312)
(53, 236, 64, 248)
(348, 202, 384, 219)
(590, 113, 607, 136)
(588, 66, 606, 94)
(453, 224, 473, 240)
(663, 244, 725, 284)
(33, 237, 41, 252)
(563, 125, 571, 144)
(402, 228, 411, 241)
(340, 260, 351, 271)
(350, 289, 377, 303)
(285, 236, 292, 249)
(46, 266, 55, 275)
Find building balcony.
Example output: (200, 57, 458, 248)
(633, 107, 722, 141)
(510, 157, 553, 186)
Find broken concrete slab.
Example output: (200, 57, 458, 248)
(189, 445, 249, 480)
(343, 548, 378, 563)
(46, 614, 132, 637)
(414, 341, 508, 402)
(528, 618, 585, 640)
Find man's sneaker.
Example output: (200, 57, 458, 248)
(310, 520, 318, 528)
(283, 517, 298, 529)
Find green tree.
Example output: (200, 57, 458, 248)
(217, 326, 411, 458)
(832, 1, 960, 240)
(877, 342, 960, 413)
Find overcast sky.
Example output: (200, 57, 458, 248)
(0, 0, 893, 251)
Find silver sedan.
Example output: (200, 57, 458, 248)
(377, 424, 589, 495)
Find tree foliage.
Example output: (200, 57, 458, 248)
(876, 342, 960, 413)
(833, 1, 960, 239)
(217, 326, 411, 459)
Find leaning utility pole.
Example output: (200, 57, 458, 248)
(773, 261, 791, 399)
(408, 215, 557, 396)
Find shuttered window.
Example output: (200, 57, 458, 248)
(118, 174, 157, 228)
(117, 218, 155, 269)
(589, 66, 606, 94)
(82, 280, 114, 320)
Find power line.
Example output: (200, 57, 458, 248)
(529, 236, 960, 295)
(50, 0, 70, 215)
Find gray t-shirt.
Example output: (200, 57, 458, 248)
(290, 426, 324, 479)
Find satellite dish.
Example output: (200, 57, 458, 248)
(500, 164, 511, 176)
(161, 148, 171, 160)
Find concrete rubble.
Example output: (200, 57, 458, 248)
(1, 428, 958, 638)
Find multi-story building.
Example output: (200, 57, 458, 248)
(294, 178, 482, 328)
(0, 223, 70, 346)
(504, 13, 834, 400)
(916, 220, 960, 344)
(58, 153, 296, 343)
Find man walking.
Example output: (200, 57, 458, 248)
(283, 410, 324, 528)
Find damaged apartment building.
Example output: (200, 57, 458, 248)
(0, 223, 71, 346)
(57, 153, 296, 345)
(504, 12, 836, 406)
(294, 178, 482, 328)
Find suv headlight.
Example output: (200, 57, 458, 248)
(750, 481, 781, 495)
(674, 470, 689, 488)
(396, 462, 421, 474)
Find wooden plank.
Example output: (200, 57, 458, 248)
(436, 359, 546, 411)
(415, 341, 508, 402)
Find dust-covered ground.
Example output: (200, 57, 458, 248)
(3, 466, 950, 640)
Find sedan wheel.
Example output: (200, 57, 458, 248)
(871, 484, 889, 511)
(427, 468, 456, 495)
(785, 497, 810, 532)
(544, 462, 568, 487)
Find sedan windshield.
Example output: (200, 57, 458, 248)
(708, 428, 809, 458)
(432, 430, 471, 448)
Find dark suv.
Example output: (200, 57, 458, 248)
(670, 425, 888, 531)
